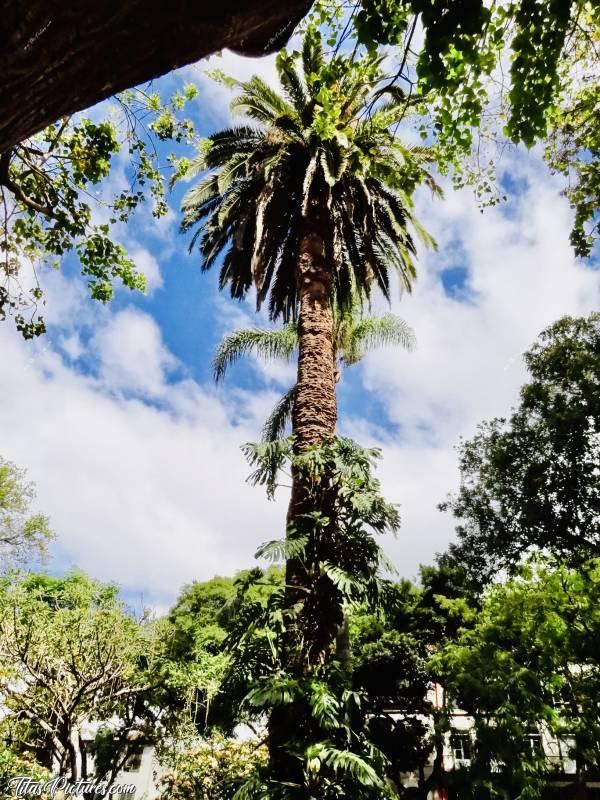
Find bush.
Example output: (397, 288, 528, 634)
(159, 733, 267, 800)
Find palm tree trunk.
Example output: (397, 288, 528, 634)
(285, 217, 337, 654)
(291, 225, 337, 451)
(269, 217, 338, 792)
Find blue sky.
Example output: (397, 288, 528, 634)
(1, 50, 599, 613)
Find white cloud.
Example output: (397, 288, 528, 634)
(182, 49, 281, 127)
(3, 119, 599, 608)
(90, 307, 178, 397)
(350, 151, 600, 578)
(0, 309, 285, 609)
(58, 332, 84, 361)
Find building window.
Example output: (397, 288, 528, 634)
(450, 731, 472, 762)
(123, 751, 143, 773)
(525, 732, 543, 757)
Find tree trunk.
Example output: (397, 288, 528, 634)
(268, 215, 337, 794)
(285, 217, 337, 660)
(0, 0, 312, 155)
(69, 725, 82, 782)
(290, 226, 337, 451)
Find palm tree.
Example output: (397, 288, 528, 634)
(181, 31, 437, 457)
(181, 31, 438, 789)
(212, 310, 415, 441)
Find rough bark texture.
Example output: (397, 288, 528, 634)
(0, 0, 312, 154)
(268, 217, 338, 791)
(287, 220, 337, 583)
(291, 227, 337, 451)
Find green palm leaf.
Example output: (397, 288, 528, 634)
(212, 325, 298, 383)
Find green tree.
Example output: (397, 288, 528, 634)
(182, 24, 435, 622)
(0, 571, 154, 782)
(158, 569, 282, 735)
(350, 557, 478, 798)
(181, 31, 435, 453)
(315, 0, 599, 256)
(435, 558, 600, 799)
(158, 732, 268, 800)
(545, 6, 600, 257)
(0, 743, 51, 799)
(441, 314, 600, 585)
(213, 309, 415, 441)
(0, 456, 53, 565)
(0, 87, 197, 337)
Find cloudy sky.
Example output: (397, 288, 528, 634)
(2, 50, 599, 612)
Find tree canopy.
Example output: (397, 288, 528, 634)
(0, 87, 197, 337)
(436, 557, 600, 799)
(181, 30, 437, 322)
(441, 314, 600, 584)
(0, 571, 152, 782)
(0, 456, 53, 565)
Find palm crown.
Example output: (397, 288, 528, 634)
(181, 31, 438, 320)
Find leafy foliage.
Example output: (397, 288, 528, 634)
(214, 309, 415, 441)
(435, 558, 600, 799)
(314, 1, 588, 145)
(0, 743, 51, 799)
(0, 455, 53, 564)
(0, 571, 153, 780)
(213, 325, 299, 384)
(349, 557, 478, 795)
(159, 733, 267, 800)
(0, 85, 197, 336)
(222, 437, 402, 798)
(441, 314, 600, 584)
(545, 5, 600, 257)
(312, 0, 599, 256)
(157, 570, 283, 735)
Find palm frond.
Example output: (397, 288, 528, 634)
(341, 314, 415, 366)
(302, 30, 324, 89)
(231, 76, 295, 124)
(276, 52, 308, 114)
(212, 325, 298, 383)
(262, 386, 296, 442)
(182, 31, 439, 324)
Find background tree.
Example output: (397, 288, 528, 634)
(545, 5, 600, 257)
(0, 743, 51, 799)
(158, 732, 268, 800)
(0, 571, 154, 782)
(0, 456, 53, 565)
(435, 557, 600, 800)
(350, 557, 477, 798)
(157, 569, 282, 736)
(213, 309, 415, 441)
(440, 313, 600, 585)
